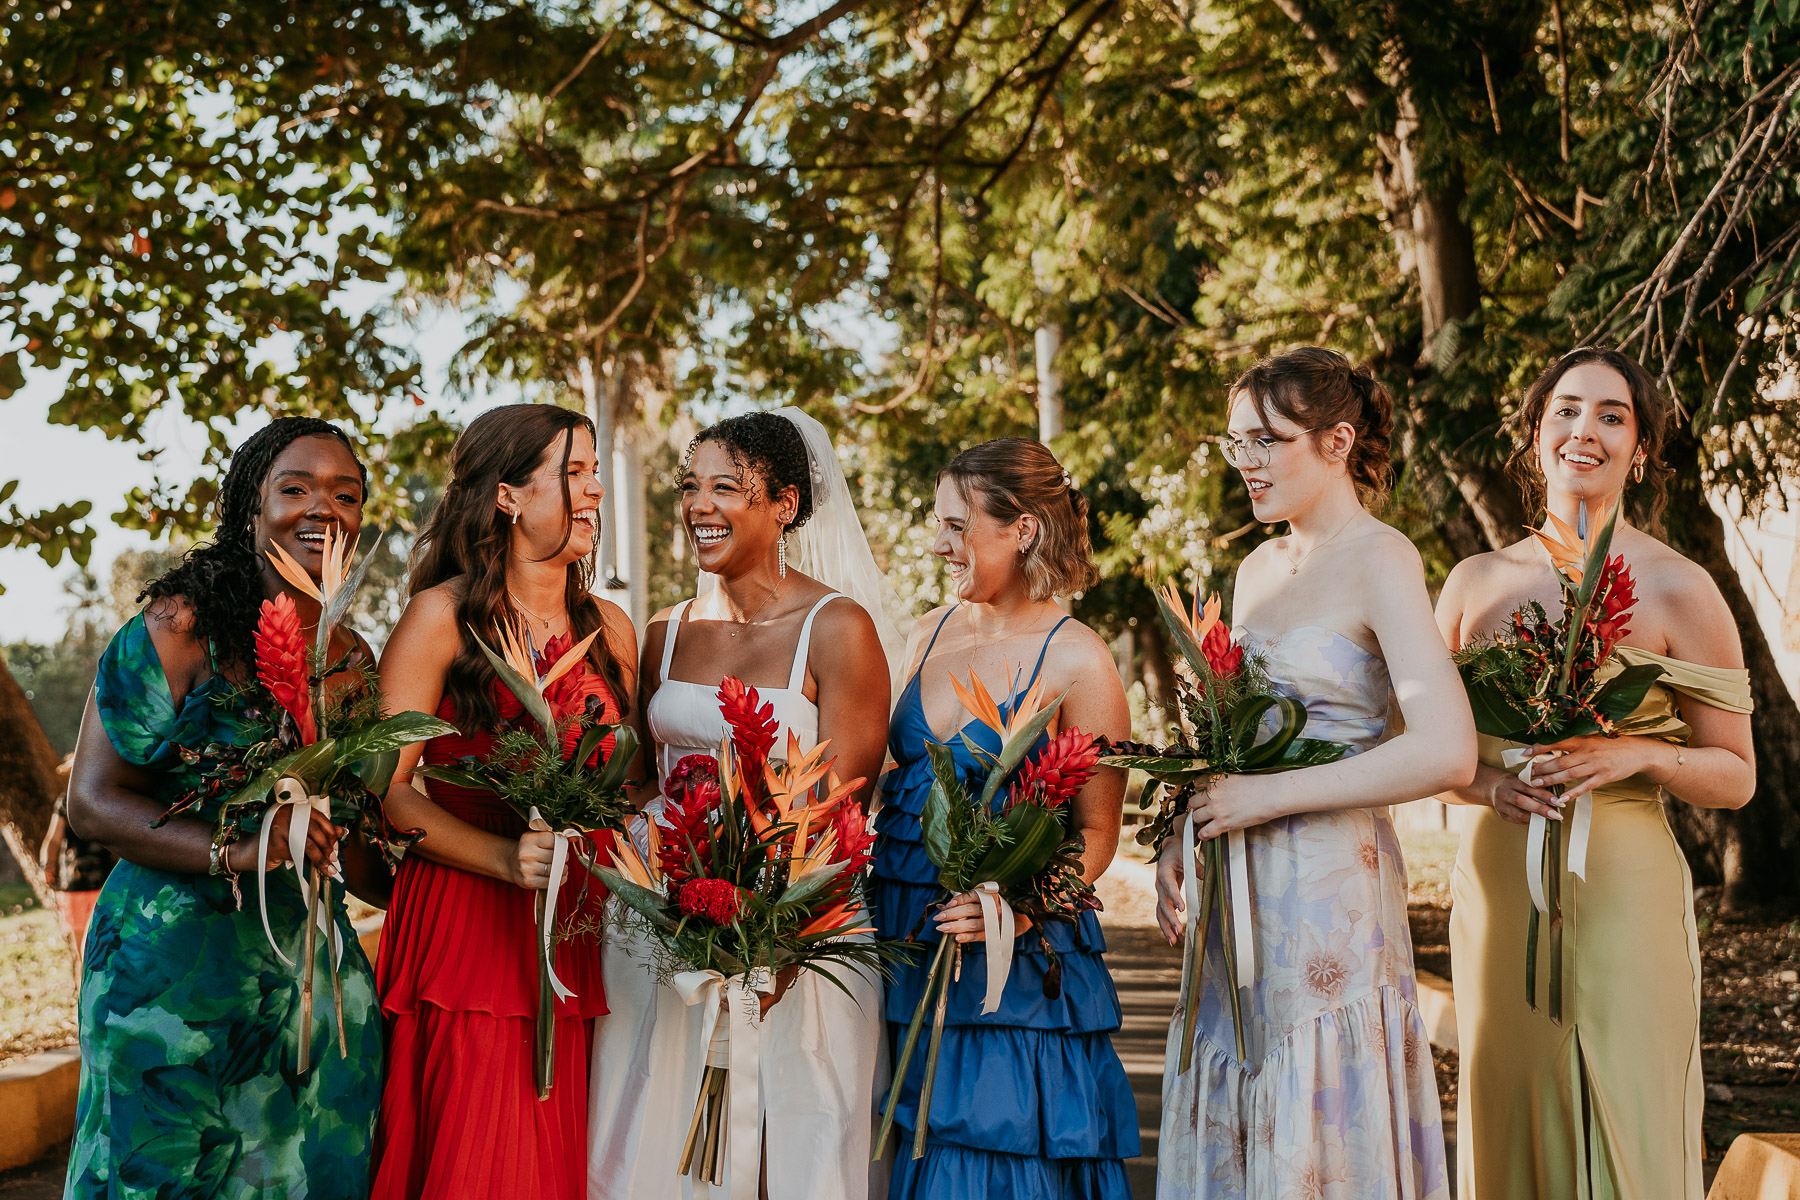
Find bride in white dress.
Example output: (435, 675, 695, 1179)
(588, 408, 907, 1200)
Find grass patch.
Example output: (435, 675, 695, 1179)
(0, 904, 78, 1069)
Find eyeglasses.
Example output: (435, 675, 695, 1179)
(1219, 427, 1324, 470)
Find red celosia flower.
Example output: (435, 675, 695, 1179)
(1008, 728, 1102, 810)
(255, 594, 316, 744)
(665, 754, 720, 802)
(678, 877, 746, 925)
(717, 676, 778, 771)
(1201, 621, 1244, 679)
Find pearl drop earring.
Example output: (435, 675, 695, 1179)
(778, 533, 788, 579)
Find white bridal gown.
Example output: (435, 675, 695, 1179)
(587, 593, 889, 1200)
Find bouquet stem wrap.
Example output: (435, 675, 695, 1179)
(672, 967, 773, 1197)
(259, 777, 344, 1071)
(1501, 748, 1580, 1024)
(527, 807, 581, 1100)
(972, 881, 1015, 1015)
(1175, 813, 1253, 1072)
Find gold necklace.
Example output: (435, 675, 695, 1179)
(1286, 513, 1359, 576)
(508, 591, 565, 633)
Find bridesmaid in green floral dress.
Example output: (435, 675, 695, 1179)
(64, 418, 390, 1199)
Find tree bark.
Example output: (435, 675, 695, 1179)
(1660, 446, 1800, 909)
(0, 657, 64, 911)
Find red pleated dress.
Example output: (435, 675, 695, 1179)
(372, 674, 615, 1200)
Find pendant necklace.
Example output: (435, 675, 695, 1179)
(1286, 513, 1359, 575)
(508, 591, 563, 634)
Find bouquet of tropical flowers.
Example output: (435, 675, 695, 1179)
(415, 615, 640, 1098)
(159, 528, 456, 1070)
(1454, 498, 1662, 1023)
(873, 666, 1104, 1162)
(1099, 581, 1350, 1070)
(593, 677, 889, 1188)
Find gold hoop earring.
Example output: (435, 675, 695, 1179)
(1632, 461, 1645, 484)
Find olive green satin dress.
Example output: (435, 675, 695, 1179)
(1450, 646, 1753, 1200)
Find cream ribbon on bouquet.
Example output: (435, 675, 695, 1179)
(528, 806, 581, 1002)
(256, 777, 341, 967)
(971, 881, 1016, 1014)
(1501, 747, 1592, 912)
(672, 966, 774, 1200)
(1177, 813, 1257, 1035)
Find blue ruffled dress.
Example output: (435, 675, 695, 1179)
(870, 611, 1139, 1199)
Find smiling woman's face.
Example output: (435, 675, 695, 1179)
(503, 426, 603, 566)
(932, 476, 1029, 604)
(1534, 362, 1640, 507)
(255, 435, 364, 582)
(1224, 389, 1344, 525)
(679, 439, 794, 580)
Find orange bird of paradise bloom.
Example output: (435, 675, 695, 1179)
(949, 661, 1050, 747)
(1155, 579, 1223, 647)
(1526, 499, 1614, 588)
(491, 614, 599, 696)
(266, 524, 357, 607)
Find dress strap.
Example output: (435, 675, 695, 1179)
(910, 607, 958, 686)
(660, 598, 694, 681)
(1024, 615, 1074, 690)
(787, 593, 846, 692)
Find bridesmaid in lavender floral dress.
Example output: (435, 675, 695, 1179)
(1154, 349, 1476, 1200)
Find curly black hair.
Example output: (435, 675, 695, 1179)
(140, 418, 367, 678)
(684, 412, 815, 530)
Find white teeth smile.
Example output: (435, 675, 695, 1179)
(693, 527, 728, 545)
(1564, 453, 1602, 466)
(573, 511, 597, 529)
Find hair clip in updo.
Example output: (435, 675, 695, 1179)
(1059, 470, 1073, 489)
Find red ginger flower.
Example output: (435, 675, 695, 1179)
(718, 676, 777, 772)
(255, 593, 316, 744)
(1589, 555, 1638, 656)
(1008, 728, 1103, 810)
(825, 801, 876, 876)
(535, 632, 613, 764)
(1201, 621, 1244, 679)
(678, 878, 746, 925)
(658, 782, 720, 886)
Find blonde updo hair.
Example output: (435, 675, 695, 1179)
(941, 438, 1099, 602)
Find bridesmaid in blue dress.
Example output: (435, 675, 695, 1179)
(871, 437, 1140, 1200)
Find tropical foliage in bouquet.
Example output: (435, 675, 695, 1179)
(875, 667, 1103, 1162)
(1454, 499, 1663, 1023)
(1099, 581, 1349, 1069)
(158, 528, 455, 1070)
(593, 677, 889, 1186)
(415, 615, 640, 1099)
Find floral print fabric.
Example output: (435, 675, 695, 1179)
(1157, 625, 1448, 1200)
(65, 613, 381, 1200)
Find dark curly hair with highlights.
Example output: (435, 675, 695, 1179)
(684, 412, 815, 531)
(139, 418, 367, 679)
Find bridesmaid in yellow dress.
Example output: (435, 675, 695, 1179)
(1434, 346, 1757, 1200)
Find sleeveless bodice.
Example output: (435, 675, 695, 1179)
(1241, 623, 1390, 755)
(646, 592, 841, 778)
(378, 670, 619, 1022)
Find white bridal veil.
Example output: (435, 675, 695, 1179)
(696, 407, 913, 681)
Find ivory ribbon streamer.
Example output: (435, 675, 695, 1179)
(257, 777, 340, 967)
(1225, 827, 1256, 996)
(1179, 812, 1199, 999)
(673, 967, 773, 1200)
(528, 807, 580, 1003)
(1501, 748, 1571, 913)
(972, 881, 1016, 1015)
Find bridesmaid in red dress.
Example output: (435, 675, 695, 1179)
(371, 404, 642, 1199)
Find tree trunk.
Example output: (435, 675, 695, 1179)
(0, 657, 63, 910)
(1660, 446, 1800, 909)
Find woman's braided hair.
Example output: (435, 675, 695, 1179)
(139, 418, 367, 678)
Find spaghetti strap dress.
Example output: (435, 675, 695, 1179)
(1451, 646, 1754, 1200)
(66, 612, 382, 1199)
(869, 610, 1140, 1200)
(371, 663, 619, 1200)
(587, 592, 887, 1200)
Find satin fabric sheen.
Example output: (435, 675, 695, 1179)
(1452, 647, 1754, 1200)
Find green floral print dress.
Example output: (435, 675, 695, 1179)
(64, 612, 381, 1200)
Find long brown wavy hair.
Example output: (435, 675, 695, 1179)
(408, 403, 630, 731)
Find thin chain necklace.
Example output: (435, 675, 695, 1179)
(508, 590, 565, 634)
(1285, 512, 1359, 576)
(714, 579, 784, 637)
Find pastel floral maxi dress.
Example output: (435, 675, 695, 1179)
(65, 612, 382, 1199)
(1157, 625, 1448, 1200)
